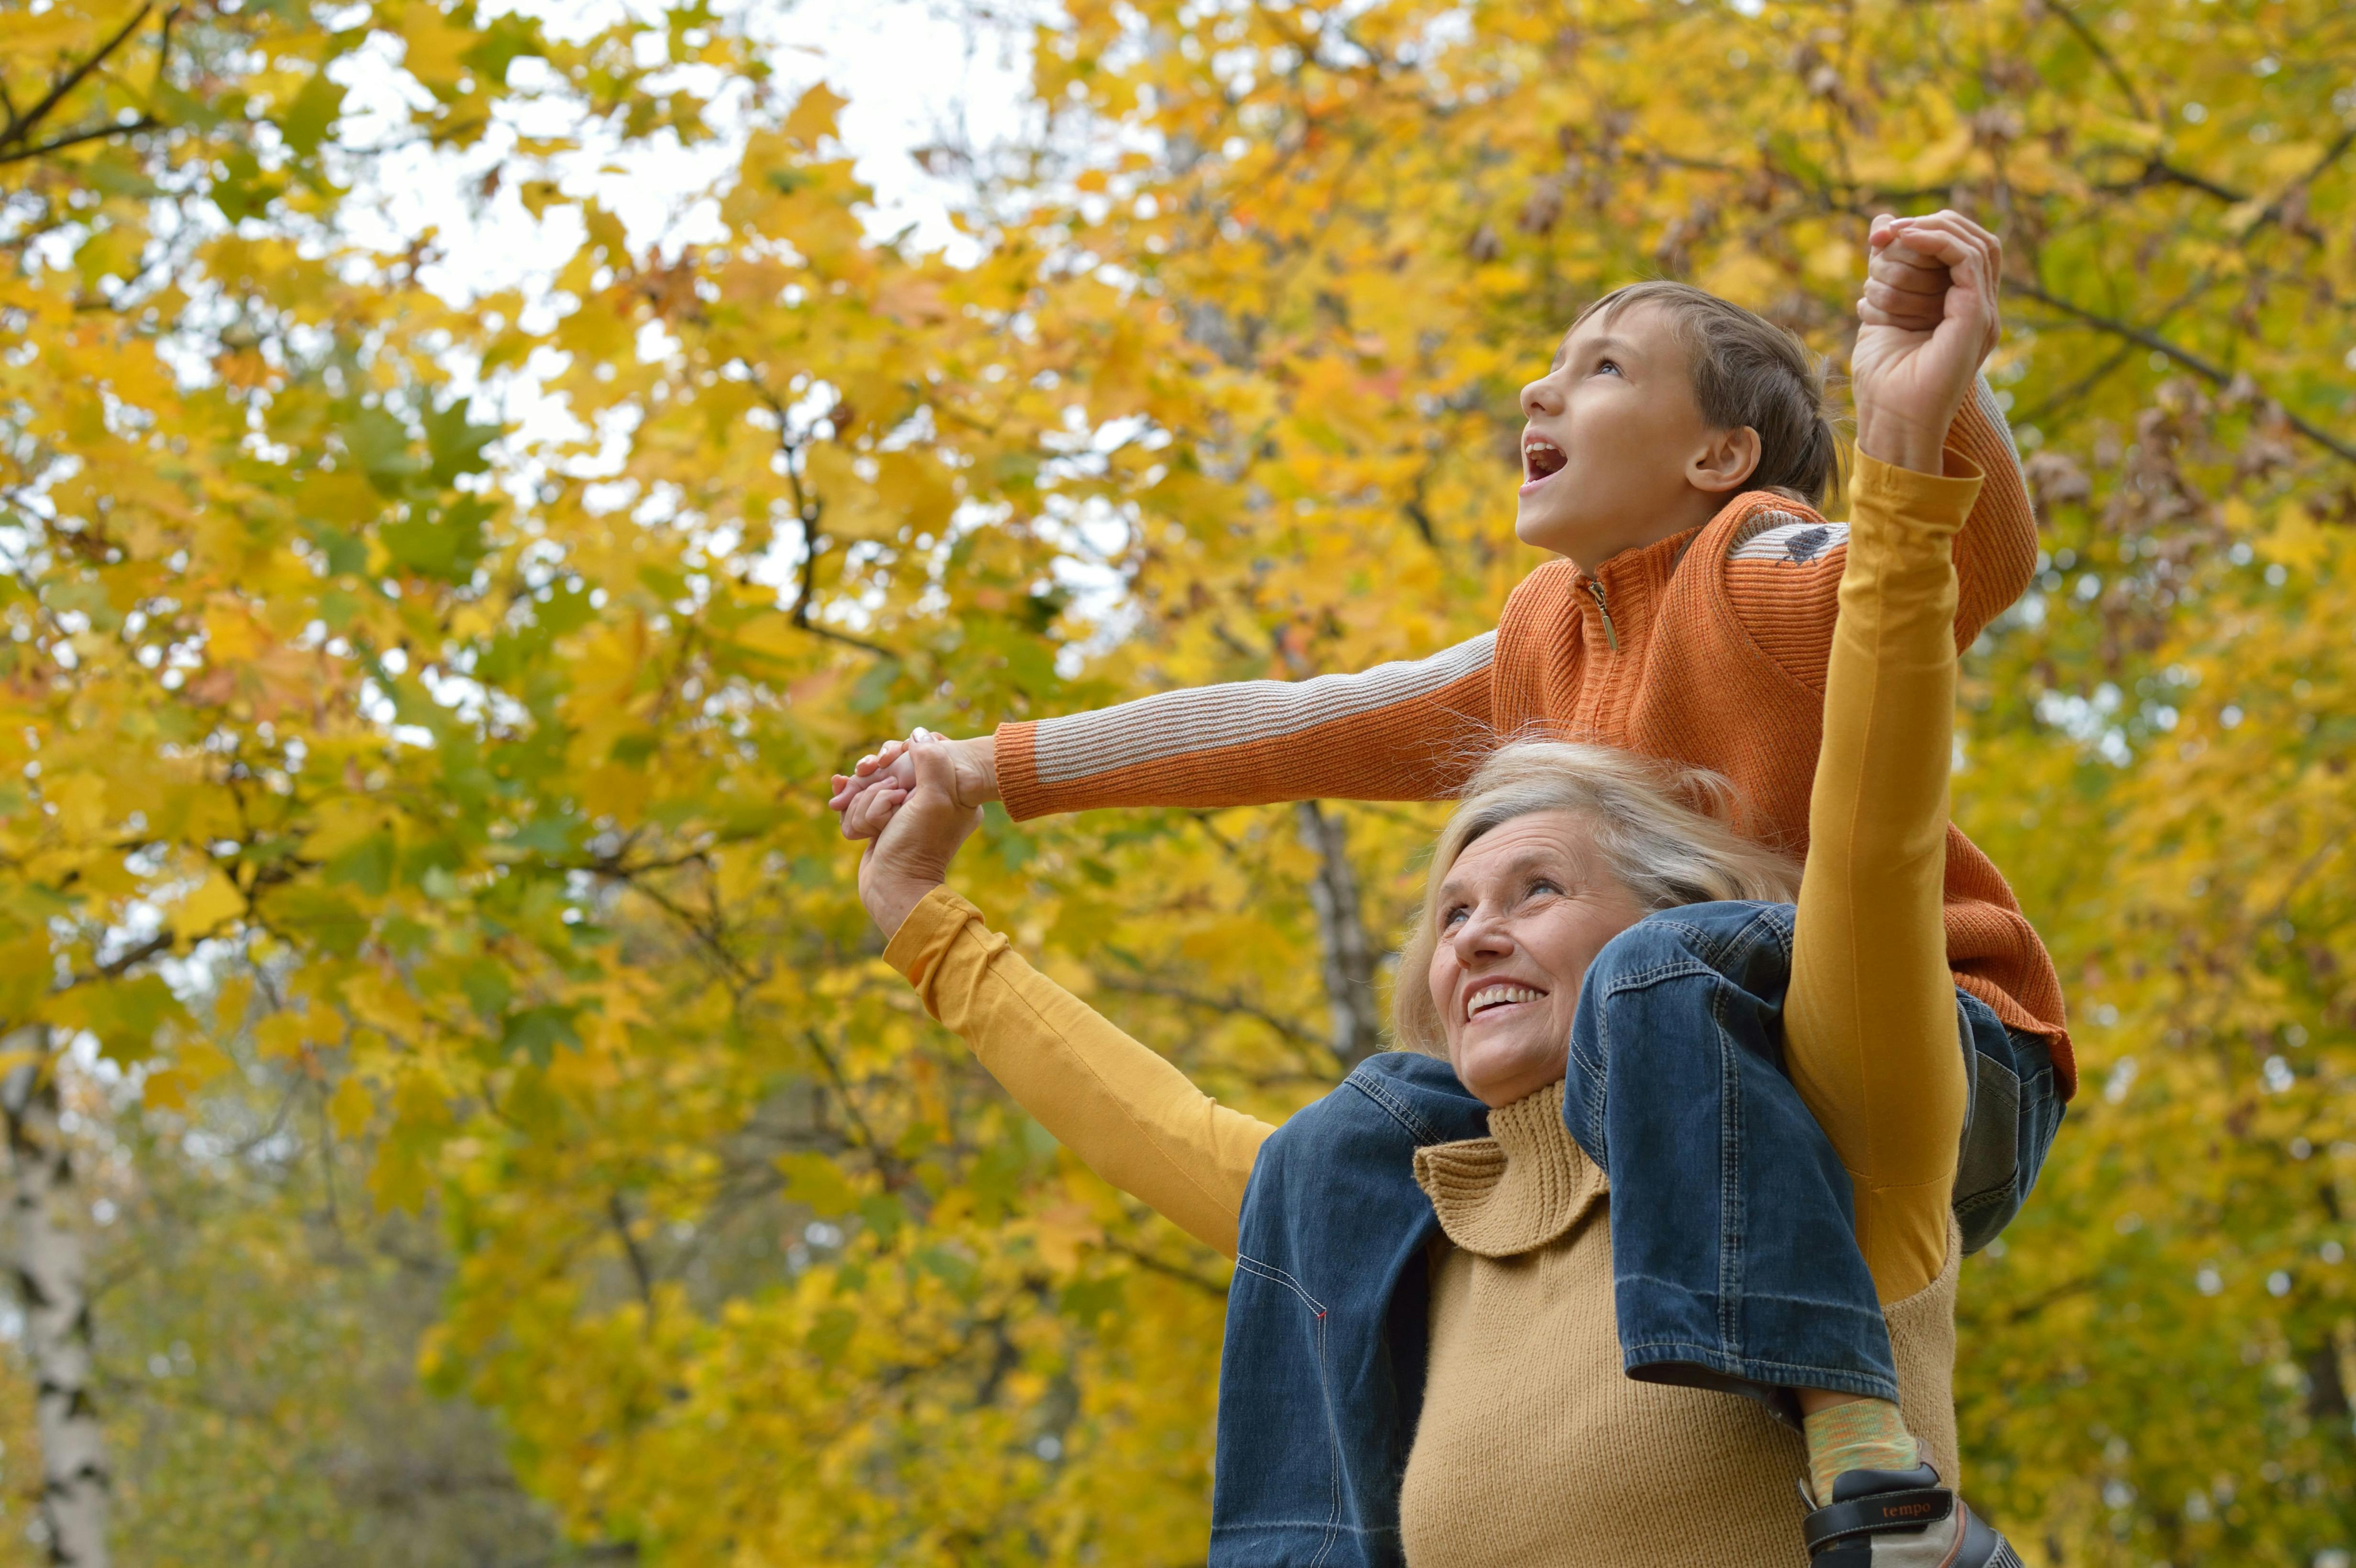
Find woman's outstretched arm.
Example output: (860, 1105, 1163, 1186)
(860, 747, 1275, 1256)
(1784, 211, 2007, 1302)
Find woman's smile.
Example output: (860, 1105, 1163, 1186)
(1463, 981, 1549, 1023)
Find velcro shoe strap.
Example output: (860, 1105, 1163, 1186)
(1803, 1488, 1954, 1552)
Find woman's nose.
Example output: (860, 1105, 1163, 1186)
(1450, 907, 1514, 960)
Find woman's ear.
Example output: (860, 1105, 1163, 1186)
(1688, 425, 1764, 494)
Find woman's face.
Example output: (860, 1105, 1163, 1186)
(1427, 811, 1649, 1109)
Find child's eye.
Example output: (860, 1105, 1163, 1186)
(1594, 359, 1623, 378)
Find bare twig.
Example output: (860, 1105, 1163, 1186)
(1091, 973, 1324, 1050)
(0, 115, 160, 166)
(0, 0, 157, 153)
(607, 1191, 658, 1321)
(1105, 1239, 1228, 1297)
(2011, 281, 2356, 467)
(2040, 0, 2150, 122)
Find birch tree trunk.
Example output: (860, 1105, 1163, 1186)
(1, 1034, 109, 1568)
(1295, 802, 1385, 1071)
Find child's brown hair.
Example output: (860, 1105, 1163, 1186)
(1573, 281, 1844, 508)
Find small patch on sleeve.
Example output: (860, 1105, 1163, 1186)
(1728, 512, 1850, 566)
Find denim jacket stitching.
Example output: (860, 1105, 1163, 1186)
(1232, 1253, 1342, 1558)
(1343, 1063, 1445, 1145)
(1233, 1254, 1330, 1318)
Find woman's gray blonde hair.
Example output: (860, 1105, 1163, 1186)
(1391, 741, 1801, 1058)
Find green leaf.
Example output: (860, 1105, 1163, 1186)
(50, 975, 188, 1067)
(272, 887, 370, 958)
(279, 69, 347, 158)
(325, 834, 395, 897)
(499, 1005, 580, 1067)
(380, 496, 492, 581)
(424, 398, 502, 485)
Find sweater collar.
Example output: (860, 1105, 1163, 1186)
(1412, 1082, 1606, 1259)
(1571, 489, 1830, 590)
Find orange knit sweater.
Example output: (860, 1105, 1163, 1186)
(993, 379, 2073, 1094)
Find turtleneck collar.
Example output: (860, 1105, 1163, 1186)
(1412, 1082, 1607, 1259)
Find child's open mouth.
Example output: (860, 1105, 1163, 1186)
(1521, 435, 1567, 491)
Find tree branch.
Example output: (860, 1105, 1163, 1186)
(0, 1, 157, 153)
(802, 1028, 914, 1198)
(2011, 281, 2356, 467)
(1090, 972, 1324, 1050)
(0, 115, 159, 166)
(1104, 1239, 1228, 1298)
(606, 1191, 657, 1322)
(2039, 0, 2150, 123)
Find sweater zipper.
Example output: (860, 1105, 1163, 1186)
(1585, 578, 1620, 653)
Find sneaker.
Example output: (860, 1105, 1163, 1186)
(1801, 1462, 2024, 1567)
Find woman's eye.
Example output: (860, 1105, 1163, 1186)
(1528, 879, 1562, 899)
(1443, 905, 1468, 927)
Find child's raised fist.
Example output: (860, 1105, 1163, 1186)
(1852, 210, 2005, 474)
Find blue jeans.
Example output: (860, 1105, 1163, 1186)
(1208, 902, 2062, 1568)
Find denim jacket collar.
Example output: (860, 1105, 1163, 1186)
(1413, 1082, 1605, 1259)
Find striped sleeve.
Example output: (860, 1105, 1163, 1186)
(1944, 373, 2040, 647)
(1719, 373, 2040, 684)
(994, 633, 1497, 821)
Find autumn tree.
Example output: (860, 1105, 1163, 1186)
(1, 0, 2352, 1562)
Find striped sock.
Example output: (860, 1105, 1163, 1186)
(1804, 1397, 1919, 1501)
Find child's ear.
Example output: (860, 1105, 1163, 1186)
(1689, 426, 1764, 494)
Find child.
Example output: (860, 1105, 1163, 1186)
(838, 210, 2065, 1536)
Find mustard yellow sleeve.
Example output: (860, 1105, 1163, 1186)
(1785, 451, 1984, 1303)
(884, 885, 1276, 1256)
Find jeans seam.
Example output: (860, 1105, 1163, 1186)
(1714, 972, 1743, 1360)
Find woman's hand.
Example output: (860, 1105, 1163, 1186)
(830, 730, 999, 841)
(856, 737, 984, 939)
(1852, 209, 2004, 475)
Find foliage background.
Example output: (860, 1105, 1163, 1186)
(0, 0, 2352, 1561)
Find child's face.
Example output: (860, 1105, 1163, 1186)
(1514, 302, 1756, 567)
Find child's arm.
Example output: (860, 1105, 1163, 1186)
(997, 633, 1495, 819)
(1716, 250, 2032, 675)
(1784, 210, 2003, 1303)
(836, 633, 1497, 831)
(1942, 373, 2040, 646)
(862, 747, 1275, 1255)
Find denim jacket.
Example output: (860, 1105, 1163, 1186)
(1208, 1053, 1489, 1568)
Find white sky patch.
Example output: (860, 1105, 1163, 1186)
(334, 0, 1044, 304)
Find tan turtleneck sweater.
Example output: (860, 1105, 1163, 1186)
(883, 452, 1985, 1557)
(1397, 1082, 1960, 1566)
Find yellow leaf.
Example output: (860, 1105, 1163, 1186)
(202, 599, 265, 664)
(254, 1012, 309, 1062)
(170, 870, 245, 940)
(142, 1067, 196, 1112)
(328, 1074, 374, 1139)
(48, 774, 108, 840)
(784, 84, 847, 148)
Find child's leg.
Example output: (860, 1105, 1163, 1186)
(1952, 995, 2065, 1254)
(1556, 899, 1899, 1418)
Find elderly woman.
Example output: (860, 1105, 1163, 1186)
(850, 225, 2026, 1568)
